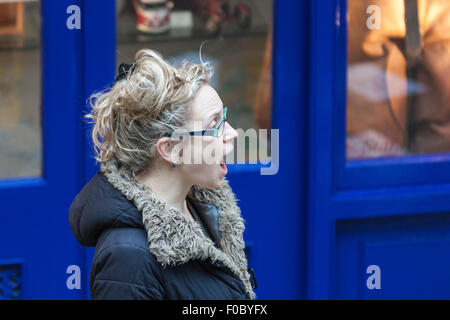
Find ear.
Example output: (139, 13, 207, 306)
(156, 137, 182, 164)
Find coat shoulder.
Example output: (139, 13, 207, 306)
(90, 227, 165, 300)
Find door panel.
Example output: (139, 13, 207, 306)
(0, 0, 85, 299)
(336, 213, 450, 299)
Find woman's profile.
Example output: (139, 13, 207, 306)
(68, 48, 256, 300)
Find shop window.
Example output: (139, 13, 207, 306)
(0, 0, 41, 178)
(116, 0, 273, 164)
(346, 0, 450, 160)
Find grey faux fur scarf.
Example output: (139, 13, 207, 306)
(100, 160, 256, 299)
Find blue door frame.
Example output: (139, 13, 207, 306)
(5, 0, 448, 300)
(0, 0, 85, 299)
(81, 0, 116, 299)
(308, 0, 450, 299)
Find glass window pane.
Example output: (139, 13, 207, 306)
(116, 0, 273, 164)
(347, 0, 450, 160)
(0, 0, 41, 178)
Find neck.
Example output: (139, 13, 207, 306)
(137, 164, 192, 216)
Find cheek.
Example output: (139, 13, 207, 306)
(202, 141, 221, 164)
(179, 140, 201, 164)
(182, 163, 221, 188)
(181, 139, 222, 165)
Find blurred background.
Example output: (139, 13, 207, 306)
(1, 0, 450, 300)
(0, 0, 272, 179)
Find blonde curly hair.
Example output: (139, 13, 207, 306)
(84, 48, 214, 177)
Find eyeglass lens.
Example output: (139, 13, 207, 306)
(219, 120, 226, 136)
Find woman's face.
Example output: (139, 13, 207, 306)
(178, 84, 238, 189)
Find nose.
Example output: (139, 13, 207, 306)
(223, 121, 238, 143)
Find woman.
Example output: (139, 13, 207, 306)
(69, 49, 256, 300)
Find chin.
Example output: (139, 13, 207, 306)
(213, 177, 225, 189)
(197, 176, 225, 190)
(186, 164, 225, 190)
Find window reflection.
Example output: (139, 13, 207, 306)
(347, 0, 450, 160)
(0, 0, 41, 178)
(116, 0, 273, 164)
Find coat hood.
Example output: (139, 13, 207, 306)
(69, 159, 255, 299)
(69, 169, 144, 247)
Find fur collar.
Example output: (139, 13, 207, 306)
(100, 160, 256, 299)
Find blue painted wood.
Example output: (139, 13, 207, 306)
(309, 0, 450, 299)
(0, 259, 23, 300)
(336, 213, 450, 299)
(340, 155, 450, 190)
(81, 0, 117, 299)
(307, 0, 337, 300)
(0, 0, 86, 299)
(82, 0, 116, 183)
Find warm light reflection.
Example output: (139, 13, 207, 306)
(347, 0, 450, 160)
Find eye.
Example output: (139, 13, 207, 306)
(209, 115, 220, 128)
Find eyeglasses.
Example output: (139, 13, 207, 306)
(166, 106, 228, 140)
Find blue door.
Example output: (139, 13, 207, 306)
(0, 0, 310, 299)
(0, 0, 85, 299)
(307, 0, 450, 299)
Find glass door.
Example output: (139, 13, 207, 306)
(115, 0, 273, 166)
(0, 0, 41, 179)
(114, 0, 277, 298)
(0, 0, 85, 299)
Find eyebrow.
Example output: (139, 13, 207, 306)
(206, 107, 222, 122)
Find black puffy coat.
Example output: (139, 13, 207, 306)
(69, 160, 256, 300)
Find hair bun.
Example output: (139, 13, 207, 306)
(114, 63, 136, 85)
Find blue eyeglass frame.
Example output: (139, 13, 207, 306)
(166, 106, 228, 140)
